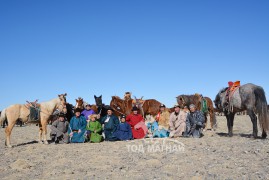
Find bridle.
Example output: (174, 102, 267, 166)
(111, 99, 126, 116)
(56, 99, 67, 114)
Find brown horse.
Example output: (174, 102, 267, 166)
(110, 96, 133, 116)
(74, 97, 98, 113)
(177, 94, 217, 130)
(0, 94, 67, 147)
(133, 97, 162, 117)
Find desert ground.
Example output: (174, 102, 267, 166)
(0, 115, 269, 180)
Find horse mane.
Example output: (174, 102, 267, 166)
(179, 95, 199, 105)
(220, 87, 228, 93)
(113, 96, 122, 99)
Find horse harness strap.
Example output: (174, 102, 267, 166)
(111, 106, 125, 116)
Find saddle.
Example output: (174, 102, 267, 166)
(25, 99, 40, 121)
(25, 99, 40, 109)
(228, 81, 241, 100)
(226, 81, 241, 112)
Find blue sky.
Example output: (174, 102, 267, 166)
(0, 0, 268, 110)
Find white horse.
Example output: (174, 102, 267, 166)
(0, 93, 67, 147)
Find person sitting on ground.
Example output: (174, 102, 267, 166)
(156, 104, 170, 132)
(126, 106, 148, 139)
(50, 113, 69, 144)
(81, 104, 95, 121)
(100, 107, 119, 141)
(68, 108, 87, 143)
(169, 103, 187, 138)
(184, 104, 205, 138)
(113, 115, 133, 141)
(86, 114, 103, 143)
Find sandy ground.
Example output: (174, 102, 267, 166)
(0, 115, 269, 180)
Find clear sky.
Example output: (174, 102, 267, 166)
(0, 0, 268, 110)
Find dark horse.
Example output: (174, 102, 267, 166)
(94, 95, 110, 118)
(214, 83, 269, 138)
(177, 94, 217, 130)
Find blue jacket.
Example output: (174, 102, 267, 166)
(113, 122, 133, 140)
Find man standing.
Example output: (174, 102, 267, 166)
(184, 104, 205, 138)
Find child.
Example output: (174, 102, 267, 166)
(86, 114, 103, 143)
(113, 115, 133, 141)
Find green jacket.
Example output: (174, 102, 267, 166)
(86, 121, 102, 143)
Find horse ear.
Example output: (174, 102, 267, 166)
(64, 93, 67, 96)
(76, 99, 78, 102)
(100, 95, 102, 98)
(141, 96, 144, 100)
(94, 95, 97, 98)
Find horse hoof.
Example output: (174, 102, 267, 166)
(44, 141, 49, 145)
(39, 141, 43, 144)
(6, 145, 12, 148)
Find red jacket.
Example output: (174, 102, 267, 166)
(126, 114, 146, 139)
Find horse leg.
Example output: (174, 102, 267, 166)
(262, 129, 267, 139)
(210, 110, 217, 131)
(41, 120, 48, 145)
(204, 114, 208, 131)
(248, 111, 258, 138)
(5, 119, 16, 148)
(226, 113, 235, 137)
(38, 123, 43, 144)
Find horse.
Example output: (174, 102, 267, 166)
(177, 94, 217, 130)
(0, 93, 67, 147)
(214, 83, 269, 138)
(75, 97, 87, 110)
(110, 96, 133, 116)
(94, 95, 110, 118)
(132, 97, 162, 117)
(75, 97, 98, 114)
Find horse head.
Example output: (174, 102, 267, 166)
(214, 87, 228, 110)
(110, 96, 125, 114)
(94, 95, 103, 107)
(75, 97, 84, 109)
(57, 93, 67, 114)
(176, 95, 186, 108)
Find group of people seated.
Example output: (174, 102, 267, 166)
(50, 102, 205, 144)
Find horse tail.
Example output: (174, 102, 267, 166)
(0, 108, 7, 125)
(254, 86, 269, 132)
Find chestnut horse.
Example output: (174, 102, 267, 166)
(177, 94, 217, 130)
(110, 96, 133, 116)
(74, 97, 98, 113)
(133, 97, 162, 117)
(0, 94, 67, 147)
